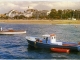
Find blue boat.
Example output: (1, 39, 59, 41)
(26, 34, 80, 53)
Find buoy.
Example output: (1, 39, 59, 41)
(50, 48, 70, 53)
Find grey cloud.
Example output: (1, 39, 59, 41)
(11, 1, 30, 7)
(34, 4, 51, 10)
(0, 1, 80, 14)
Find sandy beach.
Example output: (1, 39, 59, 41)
(0, 19, 80, 24)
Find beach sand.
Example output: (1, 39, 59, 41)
(0, 19, 80, 24)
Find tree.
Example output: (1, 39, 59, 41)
(14, 15, 19, 19)
(57, 10, 62, 19)
(4, 16, 9, 19)
(48, 9, 57, 19)
(19, 15, 25, 19)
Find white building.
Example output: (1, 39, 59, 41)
(6, 10, 22, 18)
(6, 9, 50, 18)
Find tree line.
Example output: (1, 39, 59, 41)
(0, 9, 80, 20)
(48, 9, 80, 20)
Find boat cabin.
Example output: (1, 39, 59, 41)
(42, 34, 62, 45)
(26, 34, 62, 45)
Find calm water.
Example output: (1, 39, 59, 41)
(0, 23, 80, 59)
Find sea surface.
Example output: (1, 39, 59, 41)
(0, 23, 80, 59)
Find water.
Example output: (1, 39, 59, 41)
(0, 23, 80, 59)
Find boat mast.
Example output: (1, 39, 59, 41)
(0, 27, 2, 31)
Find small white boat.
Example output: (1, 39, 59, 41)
(0, 27, 26, 35)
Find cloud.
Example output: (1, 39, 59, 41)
(0, 1, 80, 14)
(59, 1, 80, 9)
(33, 1, 80, 10)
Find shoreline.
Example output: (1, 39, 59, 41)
(0, 19, 80, 24)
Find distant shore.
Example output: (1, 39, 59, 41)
(0, 19, 80, 24)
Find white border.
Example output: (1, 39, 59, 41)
(0, 0, 80, 1)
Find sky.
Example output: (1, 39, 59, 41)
(0, 0, 80, 14)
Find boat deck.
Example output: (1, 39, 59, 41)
(36, 38, 78, 47)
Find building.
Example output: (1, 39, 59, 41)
(5, 9, 50, 19)
(6, 10, 23, 18)
(24, 9, 38, 17)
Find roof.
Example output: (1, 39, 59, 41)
(42, 34, 50, 37)
(50, 34, 56, 36)
(42, 34, 56, 37)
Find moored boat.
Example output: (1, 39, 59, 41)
(26, 34, 80, 53)
(50, 48, 70, 53)
(0, 27, 26, 34)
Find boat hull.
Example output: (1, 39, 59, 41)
(0, 31, 26, 34)
(27, 40, 79, 52)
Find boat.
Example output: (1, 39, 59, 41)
(26, 34, 80, 53)
(0, 27, 26, 34)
